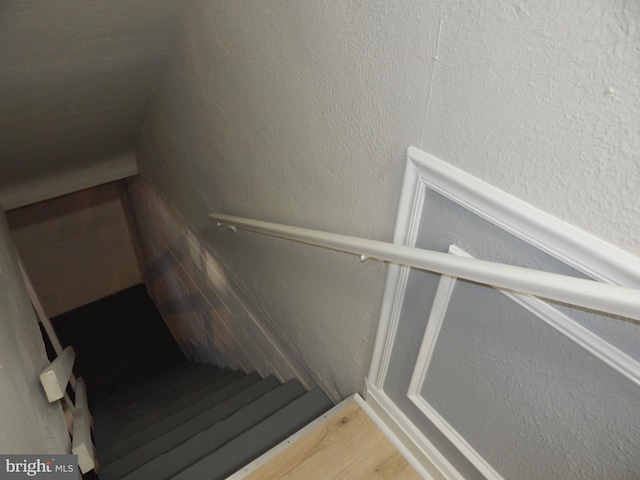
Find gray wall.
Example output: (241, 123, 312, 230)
(383, 190, 640, 479)
(136, 1, 640, 401)
(0, 208, 69, 453)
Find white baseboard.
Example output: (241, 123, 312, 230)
(364, 383, 464, 480)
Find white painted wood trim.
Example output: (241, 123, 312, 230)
(211, 147, 640, 479)
(72, 378, 95, 473)
(406, 244, 640, 478)
(72, 407, 95, 474)
(449, 245, 640, 387)
(227, 396, 357, 480)
(406, 146, 640, 288)
(364, 383, 464, 480)
(407, 287, 506, 480)
(369, 265, 412, 389)
(40, 346, 75, 403)
(362, 144, 640, 392)
(505, 291, 640, 386)
(354, 393, 435, 480)
(361, 147, 640, 480)
(368, 155, 429, 387)
(1, 152, 138, 210)
(407, 393, 505, 480)
(407, 264, 457, 396)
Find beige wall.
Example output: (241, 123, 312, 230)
(7, 182, 141, 317)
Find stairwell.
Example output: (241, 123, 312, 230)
(93, 362, 332, 480)
(18, 213, 421, 479)
(40, 284, 336, 480)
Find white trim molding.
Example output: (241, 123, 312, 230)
(444, 246, 640, 388)
(407, 245, 640, 479)
(368, 144, 640, 397)
(406, 248, 505, 480)
(369, 146, 640, 388)
(366, 147, 640, 480)
(355, 394, 438, 480)
(364, 383, 464, 480)
(209, 147, 640, 479)
(368, 152, 427, 388)
(406, 146, 640, 288)
(407, 394, 504, 480)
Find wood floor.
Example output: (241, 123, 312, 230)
(234, 397, 422, 480)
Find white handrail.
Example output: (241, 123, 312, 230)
(209, 213, 640, 322)
(72, 378, 96, 474)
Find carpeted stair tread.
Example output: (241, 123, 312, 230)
(98, 372, 267, 465)
(94, 362, 213, 417)
(171, 387, 333, 480)
(97, 367, 233, 430)
(114, 379, 307, 480)
(98, 375, 281, 478)
(93, 361, 204, 409)
(95, 368, 232, 448)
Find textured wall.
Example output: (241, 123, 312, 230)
(0, 208, 69, 453)
(0, 0, 180, 194)
(137, 0, 640, 401)
(418, 1, 640, 255)
(383, 189, 640, 479)
(124, 177, 317, 393)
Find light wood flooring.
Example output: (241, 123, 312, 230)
(238, 399, 422, 480)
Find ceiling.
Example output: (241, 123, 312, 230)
(0, 0, 181, 206)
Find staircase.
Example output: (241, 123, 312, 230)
(29, 282, 337, 479)
(93, 362, 333, 480)
(31, 284, 421, 479)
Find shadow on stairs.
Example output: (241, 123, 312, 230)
(92, 362, 333, 480)
(41, 285, 333, 479)
(38, 286, 420, 479)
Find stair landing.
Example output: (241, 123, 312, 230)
(230, 395, 422, 480)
